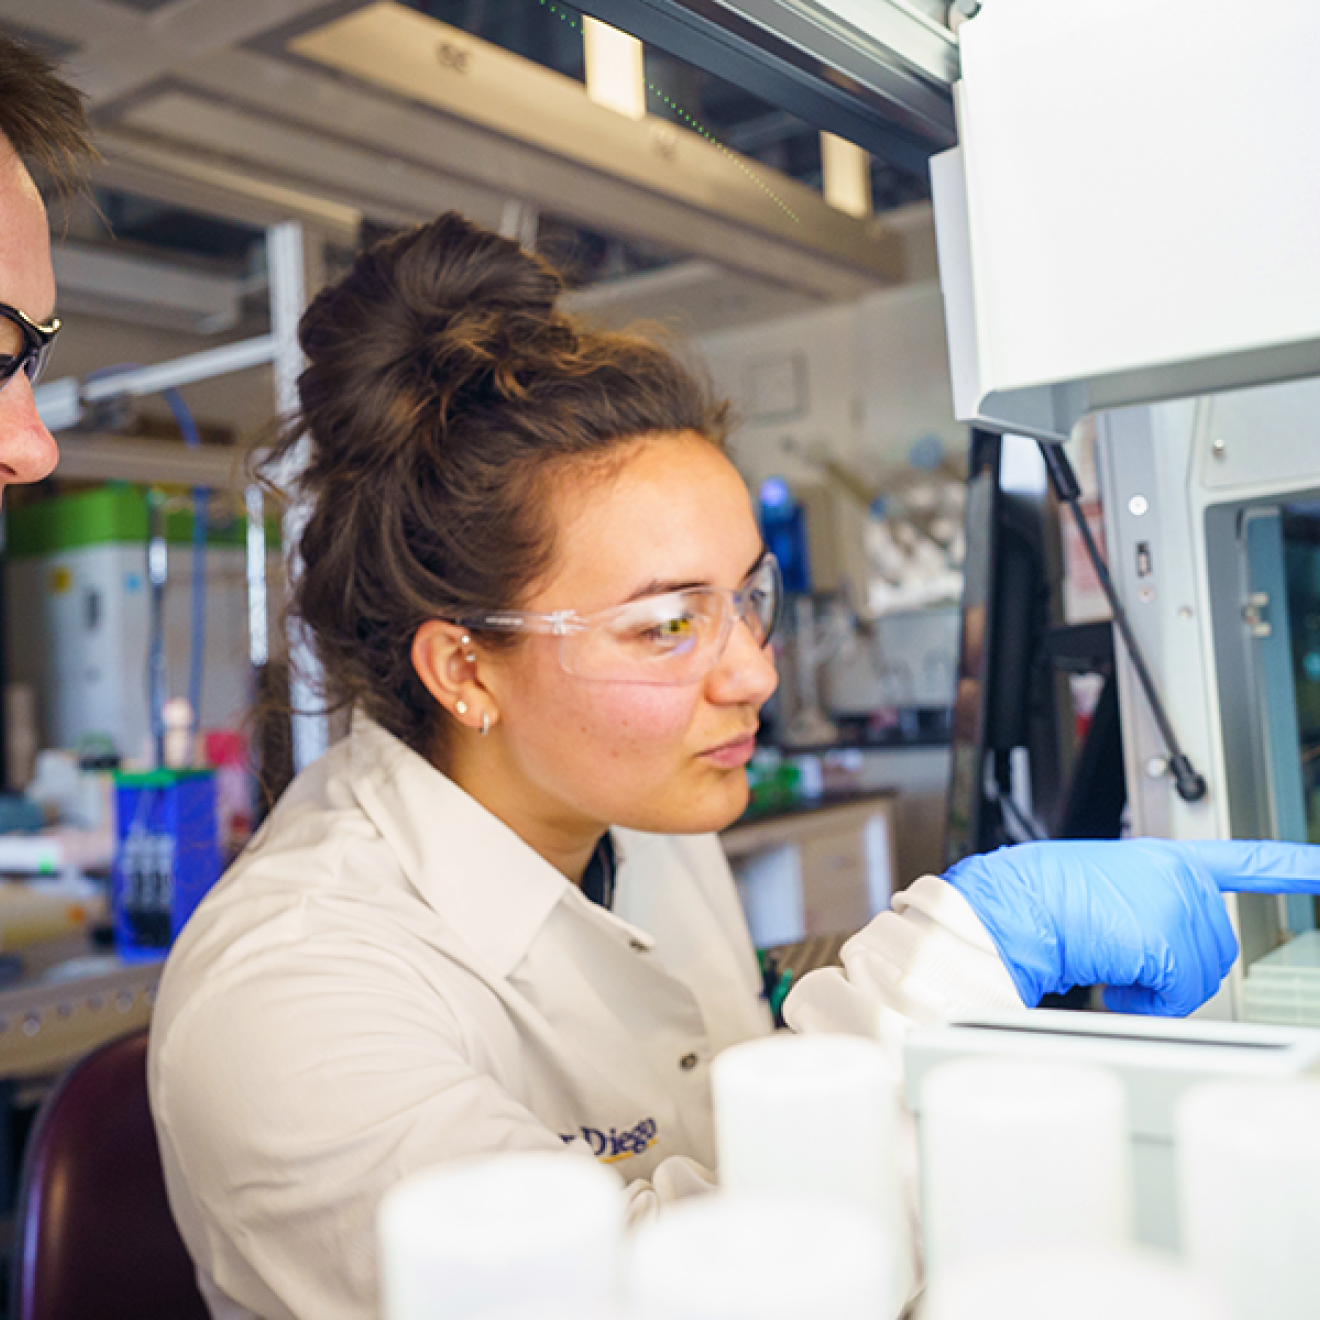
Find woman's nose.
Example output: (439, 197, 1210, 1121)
(0, 373, 59, 494)
(708, 615, 780, 706)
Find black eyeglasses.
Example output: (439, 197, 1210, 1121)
(0, 303, 60, 394)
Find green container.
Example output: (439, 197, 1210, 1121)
(6, 482, 278, 559)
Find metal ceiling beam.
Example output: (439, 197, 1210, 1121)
(91, 133, 365, 243)
(570, 0, 958, 175)
(113, 27, 899, 297)
(0, 0, 357, 105)
(282, 4, 900, 288)
(51, 242, 247, 335)
(117, 85, 516, 228)
(24, 0, 916, 298)
(51, 432, 253, 488)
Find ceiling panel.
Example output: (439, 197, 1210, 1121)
(565, 258, 823, 334)
(0, 16, 80, 59)
(101, 0, 184, 12)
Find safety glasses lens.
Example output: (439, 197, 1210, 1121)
(743, 557, 782, 644)
(574, 594, 720, 677)
(554, 554, 781, 685)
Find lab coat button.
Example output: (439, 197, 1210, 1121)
(679, 1052, 699, 1071)
(629, 939, 647, 953)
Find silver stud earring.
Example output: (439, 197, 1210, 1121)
(459, 632, 477, 665)
(480, 711, 492, 737)
(455, 699, 468, 717)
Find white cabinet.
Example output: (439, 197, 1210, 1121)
(721, 795, 897, 949)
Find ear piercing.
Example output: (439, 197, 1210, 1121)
(454, 701, 492, 735)
(455, 634, 476, 721)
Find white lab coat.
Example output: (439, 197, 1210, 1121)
(148, 715, 1021, 1320)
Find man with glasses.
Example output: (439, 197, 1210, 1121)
(0, 32, 94, 497)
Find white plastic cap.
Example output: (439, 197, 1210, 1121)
(925, 1245, 1229, 1320)
(627, 1192, 898, 1320)
(378, 1152, 625, 1320)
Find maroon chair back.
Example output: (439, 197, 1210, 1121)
(10, 1028, 211, 1320)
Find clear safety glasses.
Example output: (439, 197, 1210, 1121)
(0, 303, 60, 394)
(458, 552, 782, 686)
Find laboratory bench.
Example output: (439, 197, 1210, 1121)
(741, 742, 952, 909)
(736, 785, 903, 826)
(722, 790, 900, 952)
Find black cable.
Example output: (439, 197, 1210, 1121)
(997, 783, 1048, 843)
(1037, 441, 1207, 803)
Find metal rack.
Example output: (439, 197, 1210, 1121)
(0, 959, 161, 1089)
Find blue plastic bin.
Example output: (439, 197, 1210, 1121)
(113, 769, 223, 961)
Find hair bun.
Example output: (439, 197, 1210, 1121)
(405, 211, 561, 317)
(294, 212, 572, 473)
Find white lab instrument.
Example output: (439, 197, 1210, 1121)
(1176, 1078, 1320, 1320)
(915, 1055, 1131, 1278)
(376, 1152, 625, 1320)
(1095, 378, 1320, 1007)
(710, 1032, 908, 1306)
(0, 837, 65, 877)
(923, 1244, 1230, 1320)
(0, 832, 115, 878)
(626, 1193, 896, 1320)
(933, 0, 1320, 442)
(905, 1010, 1320, 1252)
(5, 486, 282, 762)
(922, 4, 1320, 1015)
(1240, 933, 1320, 1028)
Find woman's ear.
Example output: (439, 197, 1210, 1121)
(411, 620, 493, 733)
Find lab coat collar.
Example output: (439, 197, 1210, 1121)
(345, 713, 573, 979)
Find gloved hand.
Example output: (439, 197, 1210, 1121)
(944, 839, 1320, 1016)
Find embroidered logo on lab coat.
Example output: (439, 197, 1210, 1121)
(560, 1116, 658, 1164)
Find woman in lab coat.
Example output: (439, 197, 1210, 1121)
(148, 212, 1320, 1320)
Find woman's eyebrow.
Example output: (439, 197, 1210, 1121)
(622, 577, 705, 603)
(621, 546, 768, 604)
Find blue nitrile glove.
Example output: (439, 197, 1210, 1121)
(944, 839, 1320, 1016)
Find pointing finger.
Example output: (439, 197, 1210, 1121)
(1174, 840, 1320, 894)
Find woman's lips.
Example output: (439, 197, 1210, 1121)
(700, 734, 757, 768)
